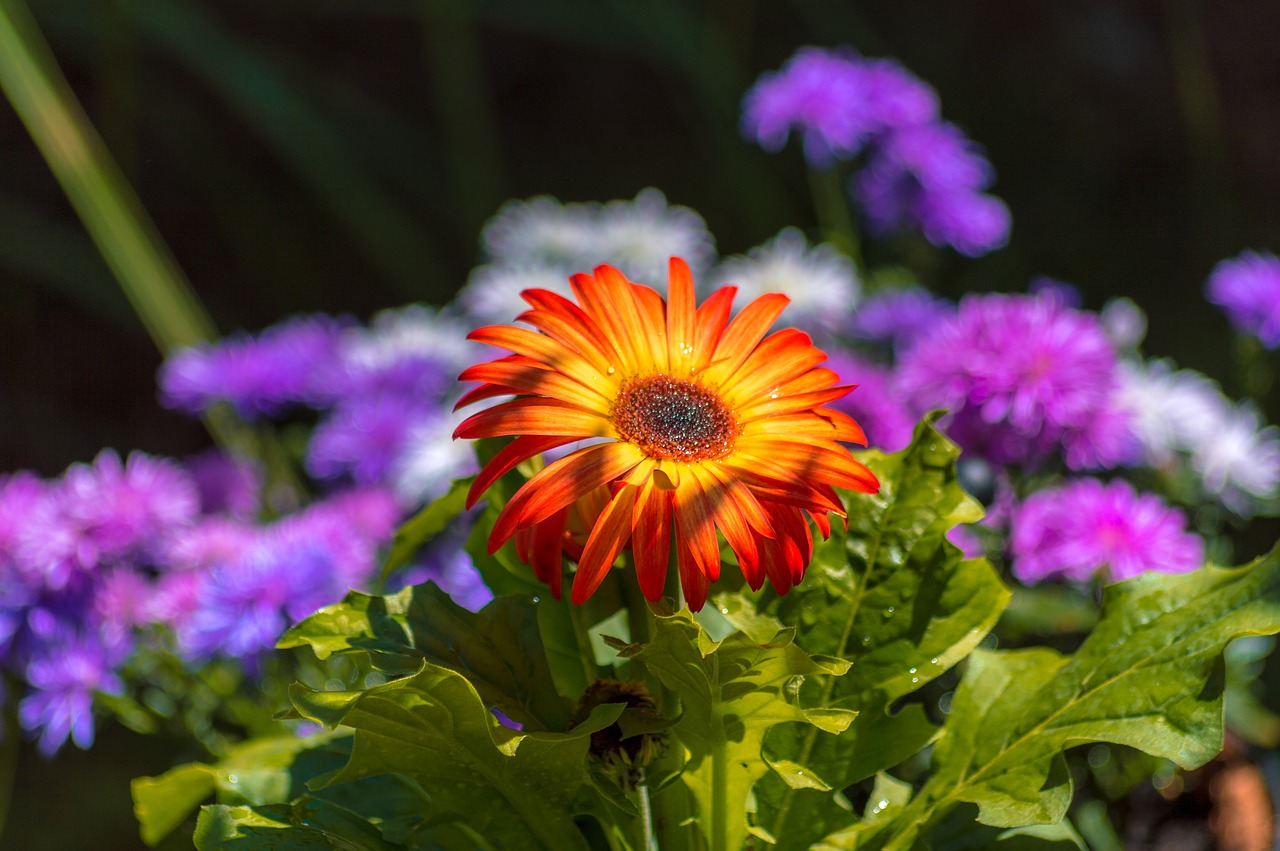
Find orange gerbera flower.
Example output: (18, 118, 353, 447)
(453, 257, 879, 610)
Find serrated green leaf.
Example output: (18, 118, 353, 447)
(281, 584, 574, 730)
(290, 662, 624, 850)
(729, 418, 1010, 849)
(379, 476, 473, 582)
(193, 798, 402, 851)
(617, 608, 855, 851)
(876, 547, 1280, 850)
(133, 733, 351, 846)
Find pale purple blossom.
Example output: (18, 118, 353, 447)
(307, 395, 437, 485)
(19, 630, 129, 755)
(186, 451, 261, 519)
(847, 286, 953, 352)
(1205, 250, 1280, 348)
(1009, 478, 1203, 584)
(158, 314, 347, 417)
(741, 47, 936, 167)
(853, 122, 1010, 256)
(897, 293, 1135, 469)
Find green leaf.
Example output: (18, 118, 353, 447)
(616, 607, 855, 851)
(379, 476, 473, 582)
(290, 662, 625, 851)
(280, 584, 575, 730)
(133, 733, 350, 847)
(193, 798, 403, 850)
(727, 417, 1010, 849)
(877, 546, 1280, 850)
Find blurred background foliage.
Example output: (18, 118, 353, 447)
(0, 3, 1278, 846)
(4, 0, 1279, 474)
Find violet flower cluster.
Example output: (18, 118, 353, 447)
(1205, 250, 1280, 348)
(0, 451, 393, 755)
(741, 46, 1010, 256)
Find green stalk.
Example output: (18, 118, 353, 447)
(710, 737, 729, 851)
(631, 776, 657, 851)
(0, 0, 302, 492)
(808, 166, 863, 269)
(0, 0, 255, 456)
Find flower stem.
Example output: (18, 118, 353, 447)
(631, 774, 657, 851)
(808, 166, 863, 269)
(710, 738, 729, 851)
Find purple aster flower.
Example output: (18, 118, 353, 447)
(0, 474, 46, 655)
(306, 395, 438, 486)
(742, 47, 937, 167)
(853, 121, 1010, 257)
(1204, 250, 1280, 348)
(1009, 478, 1203, 584)
(19, 630, 129, 756)
(94, 568, 153, 643)
(186, 450, 261, 519)
(848, 286, 954, 352)
(278, 487, 400, 591)
(387, 513, 491, 611)
(897, 292, 1134, 469)
(158, 314, 348, 417)
(824, 348, 917, 452)
(179, 532, 347, 663)
(17, 451, 199, 590)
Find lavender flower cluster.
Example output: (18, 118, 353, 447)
(2, 304, 499, 756)
(741, 46, 1010, 256)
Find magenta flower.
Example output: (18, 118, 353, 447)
(1009, 478, 1203, 584)
(1204, 250, 1280, 348)
(17, 451, 199, 589)
(824, 349, 917, 453)
(896, 292, 1136, 470)
(186, 450, 261, 519)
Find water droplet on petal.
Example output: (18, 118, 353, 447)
(607, 365, 616, 375)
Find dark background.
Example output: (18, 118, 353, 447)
(3, 0, 1278, 476)
(1, 2, 1279, 847)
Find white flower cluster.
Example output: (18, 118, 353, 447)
(456, 189, 716, 324)
(711, 227, 860, 337)
(1120, 358, 1280, 514)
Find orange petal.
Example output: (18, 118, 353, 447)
(743, 409, 867, 445)
(632, 480, 672, 602)
(691, 285, 736, 373)
(735, 436, 880, 493)
(737, 385, 854, 420)
(571, 485, 638, 604)
(675, 532, 710, 612)
(530, 507, 569, 599)
(470, 324, 611, 390)
(459, 357, 612, 414)
(466, 434, 579, 509)
(673, 474, 720, 583)
(717, 455, 848, 516)
(454, 398, 612, 440)
(701, 462, 774, 539)
(666, 258, 697, 375)
(702, 292, 790, 383)
(570, 268, 642, 375)
(719, 329, 828, 404)
(691, 466, 760, 582)
(490, 442, 644, 550)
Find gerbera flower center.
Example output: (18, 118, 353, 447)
(611, 375, 739, 462)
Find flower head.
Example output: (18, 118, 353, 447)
(19, 629, 128, 756)
(713, 228, 859, 338)
(847, 286, 953, 352)
(1205, 250, 1280, 348)
(741, 48, 936, 167)
(158, 314, 347, 417)
(1010, 478, 1203, 584)
(454, 258, 878, 610)
(897, 292, 1133, 469)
